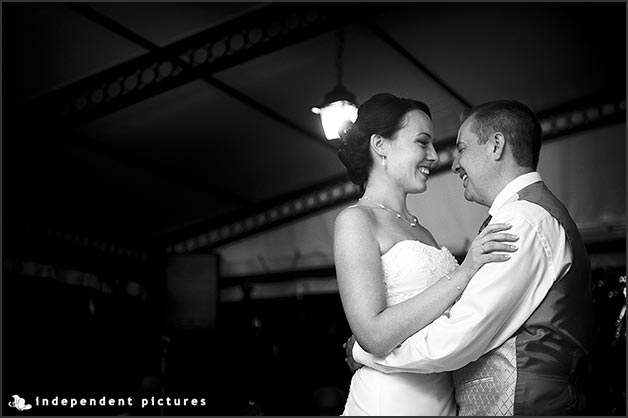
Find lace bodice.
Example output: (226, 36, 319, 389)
(381, 240, 459, 306)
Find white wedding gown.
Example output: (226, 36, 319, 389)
(342, 240, 458, 416)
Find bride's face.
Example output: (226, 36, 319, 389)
(385, 110, 438, 193)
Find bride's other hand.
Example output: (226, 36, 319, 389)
(343, 335, 363, 375)
(460, 223, 519, 279)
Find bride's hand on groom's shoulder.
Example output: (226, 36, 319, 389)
(461, 223, 519, 278)
(343, 335, 363, 375)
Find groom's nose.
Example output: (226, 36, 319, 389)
(451, 154, 461, 174)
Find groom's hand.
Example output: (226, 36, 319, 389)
(343, 335, 363, 375)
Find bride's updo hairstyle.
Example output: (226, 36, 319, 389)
(337, 93, 432, 189)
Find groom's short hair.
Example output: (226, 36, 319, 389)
(460, 100, 542, 170)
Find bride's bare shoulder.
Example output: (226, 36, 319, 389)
(335, 204, 376, 228)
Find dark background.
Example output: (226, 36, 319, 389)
(3, 264, 626, 415)
(2, 2, 625, 416)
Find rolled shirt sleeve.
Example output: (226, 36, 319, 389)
(353, 201, 572, 374)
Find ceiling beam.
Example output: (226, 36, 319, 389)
(4, 2, 397, 247)
(20, 3, 392, 132)
(362, 20, 472, 108)
(10, 94, 623, 257)
(62, 3, 340, 153)
(165, 94, 625, 253)
(161, 173, 359, 250)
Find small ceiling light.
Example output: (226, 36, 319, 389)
(311, 29, 358, 140)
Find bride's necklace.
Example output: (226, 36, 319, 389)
(359, 196, 418, 228)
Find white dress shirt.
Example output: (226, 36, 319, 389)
(353, 172, 573, 373)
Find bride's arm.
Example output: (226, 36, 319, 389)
(334, 207, 515, 356)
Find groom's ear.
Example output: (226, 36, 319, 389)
(370, 134, 388, 158)
(489, 132, 506, 160)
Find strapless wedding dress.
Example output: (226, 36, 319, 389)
(342, 240, 458, 416)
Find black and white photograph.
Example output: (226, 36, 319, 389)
(2, 2, 626, 416)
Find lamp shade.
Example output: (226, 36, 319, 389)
(311, 85, 358, 140)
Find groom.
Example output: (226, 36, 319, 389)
(345, 100, 595, 415)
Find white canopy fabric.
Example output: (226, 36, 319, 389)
(217, 123, 625, 281)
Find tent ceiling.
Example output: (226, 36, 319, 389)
(3, 2, 625, 253)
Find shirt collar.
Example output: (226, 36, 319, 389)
(488, 171, 543, 216)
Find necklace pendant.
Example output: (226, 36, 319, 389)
(359, 196, 418, 228)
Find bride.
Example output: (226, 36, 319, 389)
(334, 93, 518, 415)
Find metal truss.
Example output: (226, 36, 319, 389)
(538, 95, 626, 141)
(167, 95, 626, 254)
(7, 223, 150, 262)
(17, 94, 620, 256)
(13, 97, 624, 257)
(22, 3, 391, 127)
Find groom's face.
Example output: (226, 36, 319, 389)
(452, 118, 492, 206)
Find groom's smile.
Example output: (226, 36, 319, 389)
(460, 172, 469, 187)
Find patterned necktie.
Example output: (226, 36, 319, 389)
(478, 215, 492, 234)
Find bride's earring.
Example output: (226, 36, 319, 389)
(382, 156, 387, 167)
